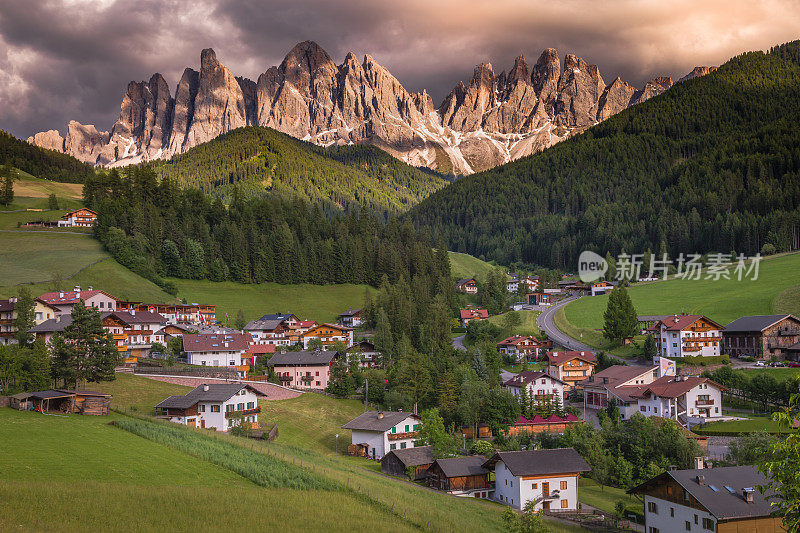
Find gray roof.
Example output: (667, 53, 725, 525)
(155, 383, 265, 409)
(338, 308, 362, 317)
(341, 410, 420, 432)
(267, 350, 337, 366)
(383, 446, 435, 467)
(723, 314, 793, 333)
(630, 466, 776, 521)
(244, 319, 283, 331)
(483, 448, 591, 477)
(433, 455, 489, 478)
(28, 316, 74, 333)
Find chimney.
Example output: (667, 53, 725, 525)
(9, 297, 16, 304)
(130, 309, 135, 316)
(668, 465, 677, 471)
(59, 292, 65, 298)
(203, 385, 209, 392)
(694, 457, 704, 469)
(74, 285, 80, 292)
(88, 286, 93, 290)
(56, 316, 61, 323)
(696, 475, 705, 485)
(377, 411, 384, 419)
(743, 488, 754, 503)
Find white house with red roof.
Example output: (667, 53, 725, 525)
(37, 287, 118, 316)
(182, 333, 252, 370)
(497, 335, 550, 361)
(503, 371, 565, 406)
(460, 308, 489, 327)
(58, 207, 97, 228)
(506, 274, 540, 293)
(654, 315, 723, 358)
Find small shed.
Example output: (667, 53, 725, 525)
(381, 446, 435, 480)
(427, 455, 491, 497)
(11, 390, 111, 415)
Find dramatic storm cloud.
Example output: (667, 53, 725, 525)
(1, 0, 798, 138)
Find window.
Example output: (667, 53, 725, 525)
(390, 443, 396, 450)
(199, 404, 206, 413)
(561, 500, 568, 509)
(405, 425, 410, 432)
(694, 515, 698, 524)
(391, 427, 396, 434)
(685, 521, 691, 531)
(225, 404, 234, 412)
(315, 371, 319, 376)
(400, 442, 406, 449)
(670, 508, 674, 517)
(649, 528, 660, 533)
(531, 483, 537, 489)
(413, 424, 419, 431)
(560, 481, 567, 490)
(247, 402, 254, 409)
(211, 405, 220, 412)
(647, 501, 658, 514)
(702, 518, 715, 531)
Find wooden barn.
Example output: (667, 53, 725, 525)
(11, 390, 111, 415)
(427, 455, 492, 497)
(380, 445, 435, 480)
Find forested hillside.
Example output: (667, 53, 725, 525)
(409, 41, 800, 268)
(148, 126, 449, 216)
(0, 130, 95, 183)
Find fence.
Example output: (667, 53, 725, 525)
(133, 366, 240, 380)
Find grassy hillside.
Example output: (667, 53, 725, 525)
(0, 409, 416, 532)
(0, 129, 95, 183)
(170, 279, 374, 324)
(448, 251, 497, 280)
(149, 126, 448, 215)
(560, 253, 800, 348)
(410, 40, 800, 268)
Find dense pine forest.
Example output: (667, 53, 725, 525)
(409, 41, 800, 269)
(148, 126, 449, 217)
(0, 130, 95, 183)
(83, 166, 452, 294)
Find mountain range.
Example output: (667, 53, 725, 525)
(28, 41, 714, 175)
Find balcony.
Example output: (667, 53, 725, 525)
(696, 399, 714, 406)
(225, 406, 261, 418)
(300, 375, 314, 383)
(278, 375, 293, 382)
(388, 431, 418, 441)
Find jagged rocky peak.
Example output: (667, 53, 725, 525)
(679, 66, 717, 82)
(27, 41, 716, 174)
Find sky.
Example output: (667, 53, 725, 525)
(1, 0, 799, 139)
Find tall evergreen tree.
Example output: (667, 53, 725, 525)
(13, 287, 35, 345)
(0, 161, 13, 206)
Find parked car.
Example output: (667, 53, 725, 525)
(787, 362, 800, 368)
(755, 361, 766, 367)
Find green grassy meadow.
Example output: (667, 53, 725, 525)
(560, 253, 800, 349)
(169, 278, 375, 324)
(693, 415, 785, 435)
(578, 477, 642, 517)
(448, 251, 498, 280)
(487, 309, 542, 336)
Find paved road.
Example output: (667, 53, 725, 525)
(452, 334, 466, 351)
(537, 296, 596, 353)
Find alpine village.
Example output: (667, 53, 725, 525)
(1, 4, 800, 532)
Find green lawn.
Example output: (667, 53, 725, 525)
(693, 415, 786, 435)
(736, 367, 800, 383)
(579, 477, 642, 516)
(449, 251, 498, 280)
(0, 231, 106, 286)
(560, 253, 800, 349)
(487, 309, 541, 336)
(170, 278, 375, 324)
(91, 372, 190, 413)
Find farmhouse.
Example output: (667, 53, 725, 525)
(0, 297, 59, 345)
(28, 314, 75, 344)
(300, 323, 354, 349)
(37, 287, 118, 316)
(497, 336, 550, 361)
(101, 310, 167, 357)
(11, 389, 111, 415)
(722, 314, 800, 359)
(337, 308, 364, 328)
(506, 274, 539, 293)
(428, 456, 491, 497)
(483, 448, 591, 511)
(245, 343, 275, 368)
(182, 333, 252, 375)
(546, 351, 597, 391)
(629, 465, 785, 533)
(454, 278, 478, 294)
(380, 445, 435, 480)
(503, 371, 565, 406)
(155, 383, 265, 432)
(342, 410, 421, 460)
(244, 318, 292, 346)
(460, 308, 488, 327)
(654, 314, 723, 359)
(638, 315, 672, 335)
(580, 365, 660, 417)
(266, 349, 337, 389)
(347, 340, 381, 368)
(58, 207, 97, 227)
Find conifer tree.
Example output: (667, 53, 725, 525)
(13, 287, 35, 345)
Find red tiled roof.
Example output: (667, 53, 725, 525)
(634, 376, 728, 399)
(0, 299, 15, 312)
(460, 309, 489, 319)
(248, 343, 275, 354)
(547, 351, 597, 366)
(38, 289, 116, 305)
(297, 320, 316, 328)
(655, 314, 722, 332)
(182, 333, 252, 352)
(514, 414, 578, 426)
(498, 335, 539, 346)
